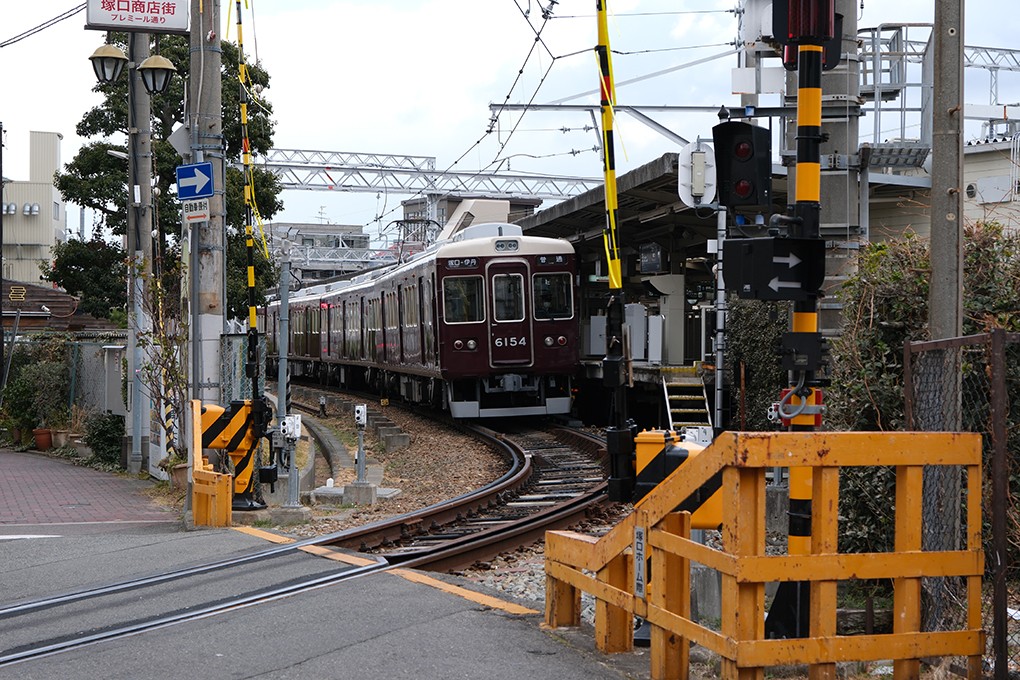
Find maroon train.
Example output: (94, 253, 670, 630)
(261, 223, 578, 418)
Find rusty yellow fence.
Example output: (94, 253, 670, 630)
(190, 399, 232, 527)
(544, 432, 985, 680)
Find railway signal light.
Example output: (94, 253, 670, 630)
(712, 121, 772, 209)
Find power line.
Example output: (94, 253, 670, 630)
(361, 0, 565, 229)
(613, 41, 734, 56)
(552, 10, 733, 19)
(0, 4, 86, 49)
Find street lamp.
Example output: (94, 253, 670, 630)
(88, 36, 176, 475)
(89, 42, 176, 94)
(137, 54, 177, 95)
(89, 43, 127, 83)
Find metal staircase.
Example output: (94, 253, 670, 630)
(661, 365, 712, 430)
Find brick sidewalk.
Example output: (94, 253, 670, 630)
(0, 450, 179, 526)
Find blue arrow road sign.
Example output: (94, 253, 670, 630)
(176, 162, 214, 200)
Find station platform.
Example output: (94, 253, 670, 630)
(0, 449, 654, 679)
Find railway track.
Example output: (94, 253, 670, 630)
(342, 424, 608, 572)
(0, 398, 610, 668)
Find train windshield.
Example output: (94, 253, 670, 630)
(532, 273, 572, 320)
(492, 274, 525, 322)
(443, 276, 484, 323)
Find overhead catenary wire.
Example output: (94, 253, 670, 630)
(362, 0, 742, 232)
(360, 0, 565, 230)
(552, 9, 734, 19)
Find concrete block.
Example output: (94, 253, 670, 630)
(382, 433, 410, 452)
(376, 426, 401, 438)
(270, 506, 312, 525)
(311, 485, 347, 506)
(766, 485, 790, 535)
(343, 482, 377, 505)
(691, 563, 722, 623)
(231, 508, 272, 526)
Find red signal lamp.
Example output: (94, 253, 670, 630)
(735, 141, 754, 161)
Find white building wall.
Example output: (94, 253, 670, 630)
(1, 131, 65, 284)
(962, 140, 1020, 230)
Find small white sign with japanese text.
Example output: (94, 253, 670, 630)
(182, 199, 209, 224)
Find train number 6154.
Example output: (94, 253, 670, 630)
(494, 337, 526, 348)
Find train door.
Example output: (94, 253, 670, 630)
(486, 261, 533, 367)
(418, 276, 431, 368)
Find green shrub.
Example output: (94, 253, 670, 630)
(84, 412, 125, 465)
(2, 374, 36, 432)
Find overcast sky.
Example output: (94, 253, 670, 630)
(2, 0, 1017, 240)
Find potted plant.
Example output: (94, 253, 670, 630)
(20, 360, 69, 451)
(49, 405, 73, 448)
(158, 452, 189, 489)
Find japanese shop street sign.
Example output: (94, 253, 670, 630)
(86, 0, 190, 34)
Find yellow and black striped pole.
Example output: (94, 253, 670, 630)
(787, 40, 824, 560)
(229, 1, 271, 507)
(235, 0, 259, 389)
(596, 0, 622, 292)
(765, 1, 833, 640)
(596, 1, 634, 503)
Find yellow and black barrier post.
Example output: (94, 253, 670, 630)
(200, 399, 265, 511)
(633, 429, 722, 529)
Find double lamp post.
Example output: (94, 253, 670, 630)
(88, 35, 176, 474)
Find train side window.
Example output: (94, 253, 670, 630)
(443, 276, 483, 323)
(532, 273, 573, 320)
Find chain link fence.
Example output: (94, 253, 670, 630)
(68, 336, 128, 418)
(905, 329, 1020, 679)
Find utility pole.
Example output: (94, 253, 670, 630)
(922, 0, 965, 638)
(188, 0, 225, 406)
(929, 0, 964, 341)
(127, 32, 154, 475)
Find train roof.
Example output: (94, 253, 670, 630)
(437, 223, 574, 258)
(268, 223, 574, 305)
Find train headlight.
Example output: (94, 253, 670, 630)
(494, 239, 519, 252)
(466, 339, 477, 350)
(557, 336, 567, 346)
(454, 340, 464, 350)
(544, 336, 554, 347)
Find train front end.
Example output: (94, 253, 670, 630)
(436, 224, 578, 418)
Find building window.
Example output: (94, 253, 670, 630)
(53, 202, 60, 221)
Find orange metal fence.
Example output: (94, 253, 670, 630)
(544, 431, 985, 680)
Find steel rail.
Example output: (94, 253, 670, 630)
(389, 482, 608, 572)
(0, 417, 610, 667)
(0, 419, 529, 620)
(0, 560, 389, 669)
